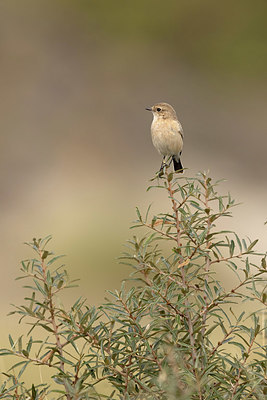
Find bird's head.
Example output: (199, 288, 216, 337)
(146, 102, 177, 120)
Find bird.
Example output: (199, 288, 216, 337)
(146, 102, 184, 173)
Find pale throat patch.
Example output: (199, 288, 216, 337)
(152, 113, 164, 122)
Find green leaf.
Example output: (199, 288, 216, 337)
(167, 172, 173, 182)
(145, 204, 152, 223)
(262, 292, 267, 304)
(247, 239, 258, 252)
(8, 360, 27, 372)
(234, 233, 242, 252)
(136, 207, 142, 222)
(218, 197, 224, 212)
(32, 384, 37, 399)
(151, 216, 157, 228)
(231, 341, 245, 353)
(242, 239, 247, 251)
(8, 335, 14, 349)
(261, 257, 266, 269)
(33, 279, 47, 296)
(57, 279, 64, 289)
(229, 240, 235, 257)
(55, 354, 74, 366)
(18, 336, 22, 352)
(39, 324, 54, 333)
(22, 350, 29, 357)
(26, 337, 33, 354)
(254, 324, 260, 336)
(41, 250, 49, 260)
(47, 255, 65, 266)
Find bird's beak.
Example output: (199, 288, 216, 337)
(145, 107, 152, 111)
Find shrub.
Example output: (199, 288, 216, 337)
(0, 170, 266, 399)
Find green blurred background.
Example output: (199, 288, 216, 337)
(0, 0, 267, 372)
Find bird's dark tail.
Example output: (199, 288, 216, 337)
(172, 157, 183, 173)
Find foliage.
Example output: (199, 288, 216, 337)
(0, 170, 266, 399)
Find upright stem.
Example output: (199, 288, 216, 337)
(39, 248, 71, 400)
(165, 171, 198, 369)
(166, 175, 181, 249)
(201, 176, 212, 338)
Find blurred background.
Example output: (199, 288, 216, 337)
(0, 0, 267, 360)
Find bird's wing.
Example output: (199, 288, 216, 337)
(177, 121, 184, 139)
(170, 120, 184, 139)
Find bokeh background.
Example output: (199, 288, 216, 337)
(0, 0, 267, 365)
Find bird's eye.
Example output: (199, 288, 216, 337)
(156, 107, 162, 112)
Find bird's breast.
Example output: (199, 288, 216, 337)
(151, 119, 183, 157)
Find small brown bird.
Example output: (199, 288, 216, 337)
(146, 102, 184, 173)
